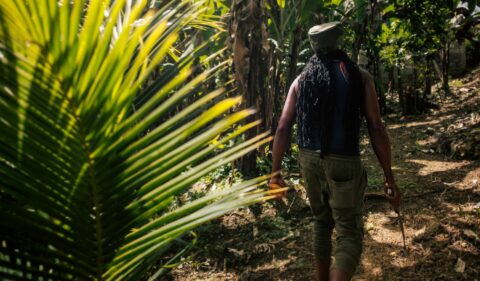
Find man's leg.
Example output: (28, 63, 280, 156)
(330, 268, 351, 281)
(298, 150, 334, 281)
(325, 157, 367, 280)
(330, 207, 363, 279)
(316, 258, 331, 281)
(311, 198, 334, 281)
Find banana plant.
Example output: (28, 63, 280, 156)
(0, 0, 275, 280)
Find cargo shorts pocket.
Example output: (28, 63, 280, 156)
(329, 179, 356, 209)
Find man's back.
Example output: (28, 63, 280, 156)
(296, 51, 363, 156)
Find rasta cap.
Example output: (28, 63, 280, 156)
(308, 22, 344, 53)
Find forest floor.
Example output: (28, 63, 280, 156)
(171, 68, 480, 281)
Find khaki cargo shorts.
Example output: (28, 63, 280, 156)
(298, 148, 367, 275)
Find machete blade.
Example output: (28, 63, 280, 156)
(395, 207, 407, 252)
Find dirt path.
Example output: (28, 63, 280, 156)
(171, 72, 480, 281)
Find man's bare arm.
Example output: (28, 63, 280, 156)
(270, 78, 299, 186)
(362, 69, 401, 207)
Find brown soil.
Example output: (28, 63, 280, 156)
(171, 70, 480, 281)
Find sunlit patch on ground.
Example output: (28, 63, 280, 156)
(388, 119, 441, 129)
(407, 159, 471, 176)
(463, 167, 480, 188)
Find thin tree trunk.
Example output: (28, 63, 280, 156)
(413, 66, 418, 113)
(286, 25, 302, 90)
(424, 60, 433, 99)
(432, 59, 443, 81)
(442, 41, 451, 95)
(398, 69, 407, 115)
(373, 58, 386, 114)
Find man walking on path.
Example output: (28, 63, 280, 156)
(269, 22, 401, 281)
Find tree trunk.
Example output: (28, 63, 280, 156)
(373, 58, 386, 114)
(432, 59, 443, 81)
(228, 0, 269, 177)
(412, 66, 418, 113)
(442, 41, 451, 95)
(286, 25, 302, 90)
(424, 60, 433, 99)
(392, 66, 398, 93)
(398, 69, 407, 115)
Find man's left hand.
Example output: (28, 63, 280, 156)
(384, 181, 401, 209)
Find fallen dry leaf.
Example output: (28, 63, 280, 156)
(454, 258, 465, 273)
(414, 226, 426, 237)
(463, 229, 479, 241)
(227, 248, 245, 257)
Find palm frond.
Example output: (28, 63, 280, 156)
(0, 0, 271, 280)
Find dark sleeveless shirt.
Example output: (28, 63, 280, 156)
(296, 52, 363, 156)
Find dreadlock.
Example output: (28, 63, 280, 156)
(296, 50, 364, 157)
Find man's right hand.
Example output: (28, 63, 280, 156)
(268, 176, 287, 199)
(384, 181, 401, 209)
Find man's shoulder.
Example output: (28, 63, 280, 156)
(293, 75, 301, 85)
(290, 76, 301, 95)
(359, 67, 373, 84)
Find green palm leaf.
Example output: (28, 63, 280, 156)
(0, 0, 272, 280)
